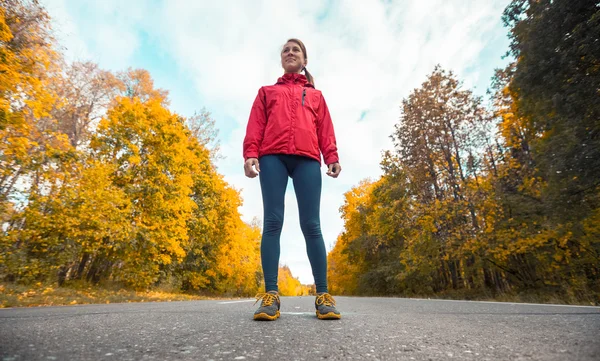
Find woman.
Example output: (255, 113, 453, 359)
(243, 38, 342, 321)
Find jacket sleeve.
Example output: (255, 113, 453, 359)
(243, 87, 267, 161)
(316, 93, 339, 165)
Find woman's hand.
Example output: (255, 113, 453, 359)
(326, 162, 342, 178)
(244, 158, 260, 178)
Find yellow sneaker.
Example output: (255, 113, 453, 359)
(253, 291, 281, 321)
(315, 293, 341, 320)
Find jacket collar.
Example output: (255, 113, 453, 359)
(276, 72, 314, 88)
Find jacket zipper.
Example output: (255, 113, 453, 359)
(302, 88, 306, 107)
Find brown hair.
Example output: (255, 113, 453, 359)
(286, 38, 314, 86)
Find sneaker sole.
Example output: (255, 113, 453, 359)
(253, 310, 280, 321)
(316, 311, 341, 320)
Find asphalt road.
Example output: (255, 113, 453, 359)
(1, 296, 599, 361)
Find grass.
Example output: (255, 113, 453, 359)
(416, 289, 599, 306)
(333, 287, 599, 306)
(0, 281, 227, 308)
(3, 282, 597, 308)
(487, 290, 600, 306)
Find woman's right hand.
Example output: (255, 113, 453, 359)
(244, 158, 260, 178)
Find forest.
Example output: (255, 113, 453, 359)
(328, 0, 599, 304)
(0, 0, 312, 299)
(1, 0, 598, 305)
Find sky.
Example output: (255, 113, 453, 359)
(41, 0, 513, 285)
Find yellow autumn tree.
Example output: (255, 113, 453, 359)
(90, 91, 199, 289)
(328, 234, 360, 295)
(278, 265, 302, 296)
(0, 1, 267, 298)
(176, 124, 262, 295)
(0, 0, 77, 283)
(328, 179, 375, 295)
(209, 188, 262, 296)
(0, 0, 60, 212)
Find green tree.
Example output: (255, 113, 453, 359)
(503, 0, 600, 221)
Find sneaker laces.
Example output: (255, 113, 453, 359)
(254, 292, 279, 307)
(316, 293, 336, 307)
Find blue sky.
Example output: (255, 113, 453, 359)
(43, 0, 513, 284)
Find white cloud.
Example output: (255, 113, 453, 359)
(43, 0, 511, 285)
(43, 0, 89, 61)
(44, 0, 147, 69)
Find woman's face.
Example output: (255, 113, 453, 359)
(281, 41, 306, 73)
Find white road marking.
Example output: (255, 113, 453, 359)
(281, 312, 313, 315)
(218, 299, 255, 304)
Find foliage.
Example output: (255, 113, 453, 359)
(0, 0, 268, 298)
(330, 7, 600, 303)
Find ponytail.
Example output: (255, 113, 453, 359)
(303, 67, 314, 86)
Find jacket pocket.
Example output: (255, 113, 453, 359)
(295, 127, 318, 154)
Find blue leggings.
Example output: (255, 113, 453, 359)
(258, 154, 328, 294)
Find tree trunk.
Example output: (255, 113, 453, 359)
(75, 253, 90, 280)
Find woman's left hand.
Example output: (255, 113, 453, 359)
(326, 162, 342, 178)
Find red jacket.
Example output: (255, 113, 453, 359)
(243, 73, 339, 165)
